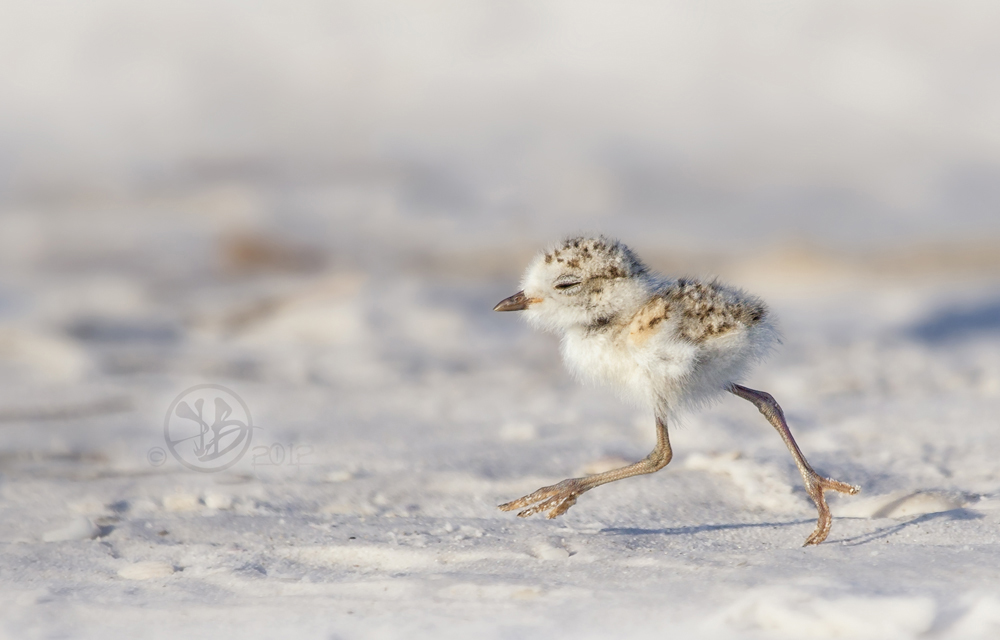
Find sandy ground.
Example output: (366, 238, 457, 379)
(2, 200, 1000, 640)
(3, 3, 1000, 637)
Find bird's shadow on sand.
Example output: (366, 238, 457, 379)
(601, 519, 814, 538)
(600, 508, 983, 546)
(829, 508, 983, 546)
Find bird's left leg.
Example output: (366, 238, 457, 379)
(499, 415, 673, 518)
(729, 383, 859, 546)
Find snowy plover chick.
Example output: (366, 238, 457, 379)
(494, 236, 859, 546)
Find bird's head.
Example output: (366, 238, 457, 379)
(494, 236, 653, 333)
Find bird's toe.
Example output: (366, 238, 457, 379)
(498, 478, 585, 519)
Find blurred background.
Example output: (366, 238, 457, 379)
(3, 1, 1000, 258)
(4, 6, 1000, 636)
(1, 0, 999, 468)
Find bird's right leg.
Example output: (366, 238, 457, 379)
(499, 415, 673, 519)
(729, 383, 859, 546)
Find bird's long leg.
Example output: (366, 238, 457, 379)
(499, 415, 673, 518)
(729, 383, 859, 546)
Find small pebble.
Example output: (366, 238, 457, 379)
(532, 542, 570, 560)
(163, 494, 201, 512)
(118, 561, 175, 580)
(203, 493, 233, 510)
(42, 517, 99, 542)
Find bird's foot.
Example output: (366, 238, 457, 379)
(802, 473, 860, 546)
(498, 478, 588, 519)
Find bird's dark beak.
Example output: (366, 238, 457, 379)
(494, 290, 532, 312)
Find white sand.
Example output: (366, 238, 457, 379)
(3, 3, 1000, 638)
(2, 201, 999, 639)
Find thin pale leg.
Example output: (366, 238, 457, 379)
(729, 383, 859, 546)
(499, 416, 673, 518)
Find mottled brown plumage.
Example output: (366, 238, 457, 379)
(663, 278, 768, 343)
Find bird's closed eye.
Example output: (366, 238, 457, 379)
(554, 281, 581, 290)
